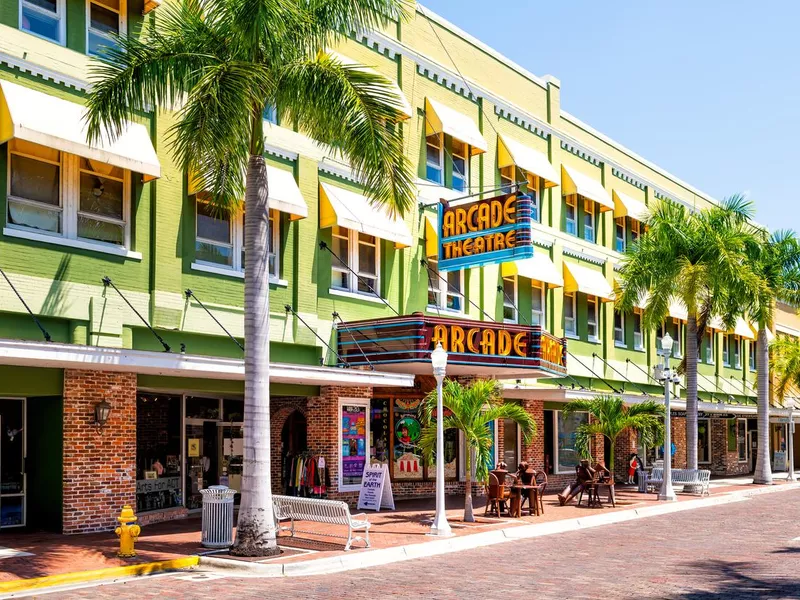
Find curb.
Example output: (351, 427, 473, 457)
(0, 556, 199, 597)
(199, 482, 800, 578)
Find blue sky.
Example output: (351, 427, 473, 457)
(419, 0, 800, 233)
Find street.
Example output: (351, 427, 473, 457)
(50, 489, 800, 600)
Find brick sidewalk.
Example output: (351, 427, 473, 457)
(0, 480, 789, 583)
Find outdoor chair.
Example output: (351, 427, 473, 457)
(485, 472, 510, 517)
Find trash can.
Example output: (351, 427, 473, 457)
(200, 485, 237, 548)
(637, 469, 648, 493)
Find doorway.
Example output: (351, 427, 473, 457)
(502, 419, 519, 472)
(0, 398, 26, 528)
(749, 429, 758, 473)
(281, 410, 307, 493)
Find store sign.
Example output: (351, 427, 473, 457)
(136, 476, 180, 494)
(357, 463, 395, 511)
(336, 315, 567, 377)
(671, 410, 738, 419)
(438, 192, 533, 271)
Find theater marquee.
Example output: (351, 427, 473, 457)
(336, 315, 567, 379)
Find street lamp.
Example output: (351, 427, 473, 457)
(429, 342, 452, 537)
(656, 333, 678, 502)
(788, 406, 796, 482)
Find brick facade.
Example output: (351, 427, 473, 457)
(710, 418, 751, 476)
(671, 416, 688, 468)
(62, 369, 137, 534)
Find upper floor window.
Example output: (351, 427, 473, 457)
(263, 104, 278, 124)
(732, 335, 741, 368)
(587, 295, 599, 341)
(750, 341, 756, 371)
(614, 311, 625, 346)
(564, 291, 576, 337)
(87, 0, 125, 57)
(630, 218, 641, 244)
(427, 258, 463, 313)
(565, 195, 577, 236)
(583, 199, 595, 243)
(722, 334, 730, 366)
(703, 330, 715, 364)
(7, 139, 131, 248)
(451, 139, 469, 193)
(531, 281, 546, 329)
(500, 165, 514, 195)
(425, 133, 443, 185)
(331, 226, 379, 296)
(615, 217, 626, 253)
(660, 320, 683, 358)
(502, 276, 517, 323)
(526, 173, 540, 223)
(21, 0, 65, 44)
(633, 308, 644, 350)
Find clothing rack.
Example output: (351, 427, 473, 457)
(283, 452, 330, 498)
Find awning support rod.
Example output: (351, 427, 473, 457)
(422, 259, 494, 322)
(185, 289, 243, 352)
(284, 305, 345, 367)
(567, 351, 622, 394)
(102, 276, 170, 352)
(0, 266, 51, 342)
(320, 241, 400, 316)
(626, 358, 684, 391)
(592, 352, 650, 397)
(332, 312, 374, 370)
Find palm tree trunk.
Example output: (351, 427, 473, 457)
(685, 315, 699, 470)
(464, 445, 474, 523)
(754, 326, 773, 484)
(231, 153, 279, 557)
(608, 439, 615, 477)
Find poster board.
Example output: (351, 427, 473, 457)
(357, 463, 395, 511)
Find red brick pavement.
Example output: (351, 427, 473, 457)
(50, 488, 800, 599)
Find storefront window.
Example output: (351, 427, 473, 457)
(136, 394, 182, 513)
(556, 411, 588, 473)
(370, 398, 391, 466)
(737, 419, 748, 462)
(393, 398, 424, 481)
(0, 399, 25, 527)
(432, 407, 458, 479)
(698, 418, 711, 464)
(341, 402, 368, 488)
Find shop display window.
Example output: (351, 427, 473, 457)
(341, 402, 368, 488)
(392, 398, 424, 481)
(556, 411, 588, 473)
(135, 394, 182, 513)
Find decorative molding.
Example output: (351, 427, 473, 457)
(263, 142, 298, 162)
(562, 245, 607, 266)
(0, 51, 88, 92)
(415, 62, 477, 101)
(494, 102, 551, 140)
(532, 235, 554, 250)
(611, 166, 646, 191)
(318, 160, 360, 184)
(560, 140, 602, 167)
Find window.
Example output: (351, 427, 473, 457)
(339, 400, 370, 491)
(195, 198, 280, 279)
(500, 166, 515, 195)
(331, 226, 379, 295)
(705, 331, 714, 364)
(722, 334, 730, 366)
(587, 295, 599, 341)
(526, 173, 540, 223)
(555, 411, 588, 474)
(737, 419, 747, 462)
(87, 0, 125, 57)
(7, 140, 132, 249)
(750, 341, 757, 371)
(660, 321, 682, 357)
(531, 281, 546, 328)
(583, 199, 595, 243)
(630, 219, 641, 244)
(263, 104, 277, 124)
(614, 311, 625, 346)
(427, 257, 463, 312)
(21, 0, 64, 44)
(564, 291, 576, 337)
(425, 134, 443, 185)
(615, 217, 625, 253)
(451, 139, 469, 193)
(502, 276, 518, 323)
(633, 309, 644, 350)
(565, 195, 577, 236)
(732, 336, 741, 369)
(698, 418, 711, 464)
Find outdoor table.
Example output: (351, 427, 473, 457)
(510, 484, 540, 516)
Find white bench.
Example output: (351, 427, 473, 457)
(646, 468, 711, 496)
(272, 495, 371, 551)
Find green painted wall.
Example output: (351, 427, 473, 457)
(0, 366, 63, 395)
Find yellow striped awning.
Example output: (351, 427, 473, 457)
(612, 189, 648, 222)
(425, 98, 487, 155)
(501, 254, 563, 288)
(561, 165, 613, 211)
(497, 134, 559, 188)
(563, 262, 614, 300)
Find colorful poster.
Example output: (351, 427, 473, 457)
(394, 398, 423, 480)
(342, 405, 367, 486)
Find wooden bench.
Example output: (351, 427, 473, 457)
(272, 495, 371, 551)
(646, 468, 711, 496)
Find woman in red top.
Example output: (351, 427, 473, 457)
(627, 453, 639, 485)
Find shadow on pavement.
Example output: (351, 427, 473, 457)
(670, 558, 800, 599)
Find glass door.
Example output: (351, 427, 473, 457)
(0, 399, 26, 528)
(503, 419, 519, 473)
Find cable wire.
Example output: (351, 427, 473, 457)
(102, 276, 171, 352)
(0, 266, 51, 342)
(185, 289, 243, 351)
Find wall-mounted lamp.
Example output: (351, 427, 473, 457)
(94, 400, 112, 432)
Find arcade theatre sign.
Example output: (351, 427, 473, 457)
(336, 315, 567, 379)
(437, 191, 534, 271)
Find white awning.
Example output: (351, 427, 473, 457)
(0, 79, 160, 181)
(319, 182, 412, 248)
(708, 316, 725, 331)
(502, 254, 563, 288)
(733, 317, 756, 340)
(425, 98, 487, 155)
(415, 179, 464, 206)
(612, 189, 648, 222)
(497, 134, 559, 188)
(563, 262, 614, 300)
(669, 299, 688, 321)
(327, 50, 412, 120)
(561, 165, 613, 211)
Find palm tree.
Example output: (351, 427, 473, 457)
(617, 196, 760, 471)
(562, 396, 664, 476)
(772, 335, 800, 403)
(85, 0, 415, 556)
(418, 379, 535, 523)
(743, 231, 800, 484)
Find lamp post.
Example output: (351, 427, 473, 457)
(788, 406, 796, 482)
(429, 342, 452, 537)
(656, 333, 678, 502)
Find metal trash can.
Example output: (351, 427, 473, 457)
(200, 485, 237, 548)
(637, 469, 648, 493)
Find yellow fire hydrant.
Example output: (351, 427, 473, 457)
(115, 505, 141, 558)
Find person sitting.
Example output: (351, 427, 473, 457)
(516, 461, 535, 485)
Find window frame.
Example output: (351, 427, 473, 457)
(705, 331, 715, 364)
(565, 195, 577, 236)
(330, 226, 380, 297)
(531, 281, 546, 329)
(749, 341, 757, 372)
(583, 198, 595, 243)
(733, 335, 741, 369)
(586, 295, 599, 342)
(633, 308, 644, 351)
(499, 165, 515, 195)
(564, 291, 577, 337)
(426, 257, 464, 314)
(20, 0, 66, 45)
(451, 138, 469, 193)
(614, 310, 625, 347)
(502, 275, 518, 324)
(526, 172, 540, 223)
(425, 133, 444, 186)
(698, 418, 712, 464)
(737, 418, 748, 463)
(630, 218, 641, 244)
(86, 0, 127, 57)
(554, 410, 589, 475)
(77, 157, 130, 248)
(615, 216, 626, 253)
(722, 334, 730, 367)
